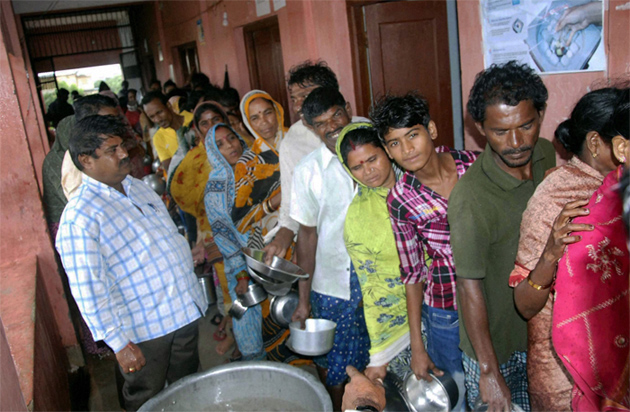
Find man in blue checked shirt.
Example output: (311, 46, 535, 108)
(56, 115, 207, 411)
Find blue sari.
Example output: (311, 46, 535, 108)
(204, 123, 264, 360)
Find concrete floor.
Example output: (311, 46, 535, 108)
(85, 303, 320, 411)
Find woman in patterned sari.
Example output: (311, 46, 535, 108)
(553, 91, 629, 411)
(204, 122, 308, 364)
(511, 87, 628, 411)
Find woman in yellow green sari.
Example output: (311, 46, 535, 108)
(337, 123, 413, 381)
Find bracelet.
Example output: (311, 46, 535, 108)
(266, 199, 277, 212)
(527, 274, 553, 290)
(235, 271, 249, 281)
(262, 200, 271, 215)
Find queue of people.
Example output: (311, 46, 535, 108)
(42, 60, 629, 412)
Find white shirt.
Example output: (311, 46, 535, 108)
(278, 120, 323, 234)
(290, 145, 356, 300)
(279, 117, 369, 234)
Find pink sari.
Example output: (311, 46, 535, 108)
(554, 166, 630, 411)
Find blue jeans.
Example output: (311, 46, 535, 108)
(422, 304, 465, 412)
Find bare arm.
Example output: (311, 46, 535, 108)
(292, 224, 317, 327)
(514, 199, 592, 319)
(406, 282, 443, 381)
(458, 278, 511, 411)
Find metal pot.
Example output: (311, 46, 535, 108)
(141, 173, 166, 195)
(382, 372, 412, 412)
(247, 267, 292, 296)
(269, 292, 298, 328)
(228, 299, 248, 319)
(138, 361, 332, 411)
(404, 371, 458, 412)
(288, 318, 336, 356)
(197, 276, 215, 306)
(151, 158, 161, 173)
(242, 247, 308, 283)
(236, 283, 267, 307)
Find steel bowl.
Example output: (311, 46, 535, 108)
(138, 361, 332, 411)
(228, 299, 248, 320)
(269, 292, 299, 328)
(288, 319, 336, 356)
(403, 371, 458, 412)
(142, 154, 152, 166)
(247, 267, 292, 296)
(236, 283, 267, 307)
(141, 173, 165, 195)
(242, 247, 309, 283)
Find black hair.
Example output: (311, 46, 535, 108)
(555, 87, 629, 155)
(218, 88, 241, 110)
(190, 72, 211, 90)
(163, 79, 176, 90)
(57, 88, 69, 97)
(98, 81, 110, 92)
(74, 94, 117, 121)
(467, 60, 548, 124)
(194, 102, 229, 129)
(165, 88, 188, 109)
(69, 115, 128, 171)
(612, 88, 630, 140)
(288, 61, 339, 90)
(338, 126, 383, 167)
(127, 89, 137, 97)
(121, 80, 129, 89)
(150, 79, 161, 87)
(141, 90, 167, 107)
(369, 93, 431, 142)
(302, 87, 346, 126)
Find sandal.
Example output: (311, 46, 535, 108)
(213, 328, 227, 341)
(210, 314, 223, 326)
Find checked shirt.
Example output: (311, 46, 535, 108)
(56, 174, 207, 353)
(387, 147, 478, 310)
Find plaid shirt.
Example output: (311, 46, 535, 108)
(387, 147, 479, 310)
(56, 175, 207, 352)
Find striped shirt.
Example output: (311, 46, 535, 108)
(56, 174, 207, 353)
(387, 147, 479, 310)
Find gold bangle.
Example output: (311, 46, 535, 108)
(267, 199, 276, 212)
(262, 201, 270, 215)
(527, 275, 552, 290)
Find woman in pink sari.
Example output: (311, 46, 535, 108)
(553, 91, 629, 411)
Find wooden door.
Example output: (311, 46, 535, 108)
(363, 1, 453, 147)
(244, 17, 290, 127)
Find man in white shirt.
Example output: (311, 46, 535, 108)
(263, 62, 339, 259)
(290, 87, 370, 411)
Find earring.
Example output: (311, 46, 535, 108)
(592, 152, 598, 158)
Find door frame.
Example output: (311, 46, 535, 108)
(346, 0, 464, 149)
(243, 15, 282, 94)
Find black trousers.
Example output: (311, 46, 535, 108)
(117, 319, 200, 411)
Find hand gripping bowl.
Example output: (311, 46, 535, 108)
(269, 292, 299, 328)
(242, 247, 309, 283)
(403, 371, 459, 412)
(288, 319, 336, 356)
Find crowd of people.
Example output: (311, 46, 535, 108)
(42, 60, 629, 412)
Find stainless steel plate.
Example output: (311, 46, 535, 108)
(242, 247, 309, 283)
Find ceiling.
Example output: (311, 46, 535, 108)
(11, 0, 148, 15)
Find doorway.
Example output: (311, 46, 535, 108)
(349, 0, 458, 148)
(177, 42, 200, 85)
(244, 16, 290, 127)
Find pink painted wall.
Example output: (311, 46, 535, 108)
(141, 0, 358, 122)
(457, 0, 630, 151)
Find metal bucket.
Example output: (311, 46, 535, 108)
(197, 276, 216, 306)
(138, 361, 332, 411)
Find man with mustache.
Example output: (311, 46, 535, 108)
(290, 87, 370, 411)
(56, 115, 207, 411)
(447, 61, 555, 411)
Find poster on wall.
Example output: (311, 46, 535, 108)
(481, 0, 605, 74)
